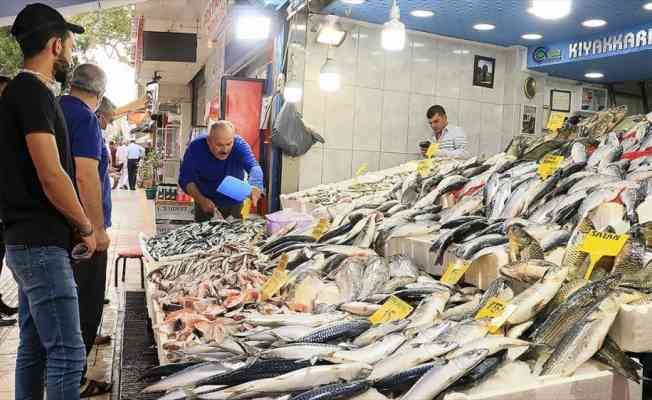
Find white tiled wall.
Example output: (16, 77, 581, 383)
(289, 18, 515, 190)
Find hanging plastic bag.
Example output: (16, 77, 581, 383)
(272, 101, 325, 157)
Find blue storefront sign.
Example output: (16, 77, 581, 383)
(528, 21, 652, 69)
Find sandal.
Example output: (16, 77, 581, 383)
(80, 380, 113, 398)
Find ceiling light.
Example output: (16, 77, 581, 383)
(582, 19, 607, 27)
(522, 33, 543, 40)
(283, 79, 303, 103)
(473, 23, 495, 31)
(236, 15, 271, 40)
(382, 0, 406, 51)
(528, 0, 572, 20)
(585, 72, 604, 79)
(294, 24, 307, 31)
(341, 0, 366, 4)
(410, 10, 434, 18)
(316, 17, 347, 47)
(644, 2, 652, 10)
(320, 58, 341, 92)
(453, 49, 470, 55)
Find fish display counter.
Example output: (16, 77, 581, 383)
(134, 108, 652, 399)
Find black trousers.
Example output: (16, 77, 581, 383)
(72, 250, 108, 378)
(0, 223, 4, 289)
(194, 203, 242, 222)
(127, 159, 139, 190)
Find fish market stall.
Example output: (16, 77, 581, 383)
(133, 109, 652, 399)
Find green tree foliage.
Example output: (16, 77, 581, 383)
(0, 6, 132, 76)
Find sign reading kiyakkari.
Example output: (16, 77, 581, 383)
(528, 22, 652, 68)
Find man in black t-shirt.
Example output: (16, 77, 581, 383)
(0, 4, 95, 399)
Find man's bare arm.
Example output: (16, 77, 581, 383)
(74, 157, 104, 230)
(25, 133, 92, 231)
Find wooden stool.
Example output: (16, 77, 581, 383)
(114, 247, 144, 289)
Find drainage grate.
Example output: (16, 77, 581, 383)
(117, 291, 160, 400)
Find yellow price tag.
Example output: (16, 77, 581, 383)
(537, 155, 564, 179)
(426, 143, 439, 158)
(441, 260, 471, 285)
(579, 231, 629, 279)
(475, 297, 509, 320)
(369, 295, 414, 325)
(311, 217, 330, 240)
(488, 304, 517, 334)
(355, 163, 368, 177)
(417, 159, 434, 177)
(547, 111, 567, 132)
(261, 254, 290, 300)
(241, 198, 252, 220)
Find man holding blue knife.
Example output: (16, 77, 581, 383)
(179, 120, 264, 221)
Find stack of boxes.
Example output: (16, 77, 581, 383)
(154, 185, 194, 234)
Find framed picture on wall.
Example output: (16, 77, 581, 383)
(521, 105, 537, 134)
(550, 89, 572, 112)
(473, 56, 495, 88)
(581, 87, 608, 112)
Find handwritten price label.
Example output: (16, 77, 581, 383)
(475, 297, 515, 333)
(417, 159, 434, 177)
(241, 198, 252, 220)
(537, 155, 565, 180)
(261, 254, 290, 300)
(311, 217, 330, 240)
(441, 260, 471, 285)
(580, 231, 629, 279)
(369, 295, 414, 325)
(355, 163, 368, 177)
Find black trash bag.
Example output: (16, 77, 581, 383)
(272, 101, 325, 157)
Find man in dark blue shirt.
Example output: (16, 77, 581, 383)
(179, 120, 264, 221)
(59, 64, 113, 396)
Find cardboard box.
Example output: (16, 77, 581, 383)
(155, 200, 195, 221)
(609, 302, 652, 353)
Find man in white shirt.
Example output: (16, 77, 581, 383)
(420, 105, 469, 159)
(116, 140, 128, 189)
(126, 138, 145, 190)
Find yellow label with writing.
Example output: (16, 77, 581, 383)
(426, 143, 440, 158)
(261, 254, 290, 300)
(311, 218, 330, 241)
(547, 112, 567, 132)
(475, 297, 509, 320)
(369, 295, 414, 325)
(488, 303, 517, 334)
(537, 155, 565, 179)
(417, 159, 434, 177)
(580, 231, 630, 279)
(241, 198, 252, 220)
(441, 260, 471, 285)
(355, 163, 368, 177)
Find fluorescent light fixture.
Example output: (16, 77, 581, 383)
(236, 15, 271, 40)
(341, 0, 366, 4)
(410, 10, 434, 18)
(320, 58, 341, 92)
(585, 72, 604, 79)
(473, 23, 495, 31)
(528, 0, 572, 20)
(453, 49, 470, 55)
(582, 19, 607, 27)
(522, 33, 543, 40)
(317, 17, 347, 47)
(382, 0, 406, 51)
(644, 2, 652, 10)
(283, 79, 303, 103)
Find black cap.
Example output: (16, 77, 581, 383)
(11, 3, 85, 41)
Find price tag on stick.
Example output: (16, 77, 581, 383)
(537, 155, 565, 180)
(261, 254, 290, 300)
(355, 163, 368, 177)
(241, 198, 252, 220)
(417, 159, 434, 177)
(441, 260, 471, 285)
(579, 231, 629, 280)
(311, 218, 330, 241)
(426, 143, 440, 158)
(369, 295, 414, 325)
(475, 297, 516, 334)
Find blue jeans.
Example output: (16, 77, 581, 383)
(5, 245, 86, 400)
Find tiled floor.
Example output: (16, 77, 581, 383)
(0, 189, 155, 399)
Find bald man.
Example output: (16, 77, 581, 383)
(179, 120, 264, 221)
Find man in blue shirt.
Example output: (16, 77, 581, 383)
(179, 120, 264, 221)
(59, 64, 112, 396)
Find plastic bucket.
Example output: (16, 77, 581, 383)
(217, 176, 252, 202)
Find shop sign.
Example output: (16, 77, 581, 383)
(532, 46, 562, 64)
(203, 0, 227, 39)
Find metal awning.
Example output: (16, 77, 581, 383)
(0, 0, 147, 27)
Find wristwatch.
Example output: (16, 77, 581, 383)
(77, 224, 94, 238)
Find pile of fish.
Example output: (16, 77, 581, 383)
(146, 220, 266, 260)
(139, 112, 652, 399)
